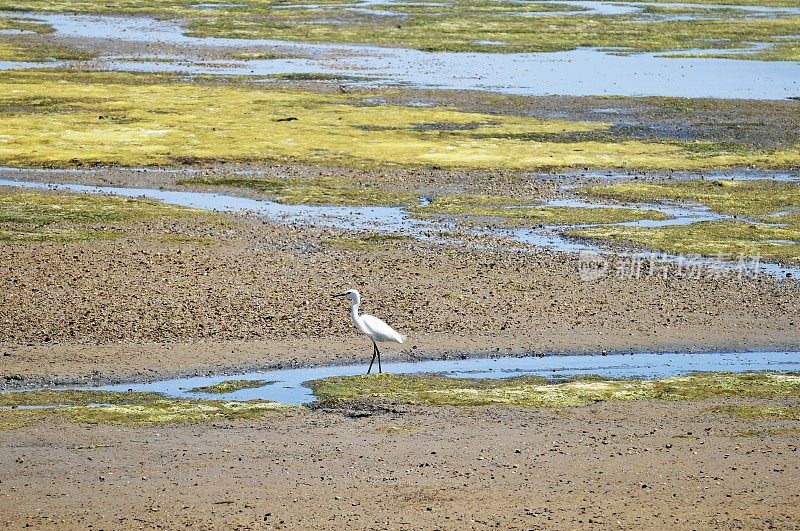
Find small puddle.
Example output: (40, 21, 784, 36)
(3, 11, 799, 99)
(70, 350, 800, 404)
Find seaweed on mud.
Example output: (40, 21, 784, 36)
(177, 176, 418, 206)
(0, 190, 209, 242)
(569, 220, 800, 264)
(0, 389, 167, 406)
(411, 194, 669, 226)
(62, 399, 293, 425)
(579, 180, 800, 218)
(6, 0, 800, 58)
(309, 372, 800, 407)
(0, 389, 295, 426)
(3, 71, 800, 170)
(572, 180, 800, 263)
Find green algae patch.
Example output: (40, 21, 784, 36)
(574, 180, 800, 263)
(184, 9, 800, 58)
(0, 226, 114, 242)
(3, 0, 800, 58)
(0, 191, 203, 225)
(570, 221, 800, 264)
(0, 43, 93, 62)
(578, 180, 800, 218)
(190, 379, 275, 394)
(0, 189, 209, 242)
(0, 408, 46, 430)
(0, 16, 51, 34)
(0, 389, 167, 407)
(0, 388, 294, 426)
(63, 399, 293, 425)
(663, 41, 800, 62)
(177, 176, 418, 206)
(711, 405, 800, 420)
(3, 71, 800, 170)
(413, 194, 669, 226)
(309, 372, 800, 407)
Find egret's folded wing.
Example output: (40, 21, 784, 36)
(361, 314, 404, 343)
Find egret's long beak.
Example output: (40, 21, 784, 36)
(332, 292, 347, 298)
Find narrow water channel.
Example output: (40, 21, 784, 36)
(2, 176, 799, 278)
(82, 350, 800, 404)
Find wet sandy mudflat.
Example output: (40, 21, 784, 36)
(1, 398, 799, 529)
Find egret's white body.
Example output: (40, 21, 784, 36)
(335, 289, 403, 373)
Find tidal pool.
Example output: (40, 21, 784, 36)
(77, 350, 800, 404)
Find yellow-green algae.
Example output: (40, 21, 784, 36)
(0, 189, 209, 242)
(177, 177, 418, 206)
(569, 221, 800, 263)
(578, 180, 800, 218)
(309, 372, 800, 407)
(4, 0, 800, 58)
(190, 379, 274, 394)
(0, 389, 166, 406)
(0, 408, 45, 430)
(62, 399, 291, 425)
(0, 16, 50, 34)
(663, 45, 800, 62)
(0, 17, 93, 61)
(412, 194, 669, 226)
(572, 180, 800, 263)
(2, 71, 800, 170)
(0, 43, 94, 62)
(0, 389, 294, 425)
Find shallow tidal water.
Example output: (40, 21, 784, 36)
(3, 11, 800, 98)
(85, 350, 800, 404)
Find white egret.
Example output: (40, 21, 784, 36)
(333, 289, 403, 374)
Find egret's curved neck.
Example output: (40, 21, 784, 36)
(350, 300, 363, 328)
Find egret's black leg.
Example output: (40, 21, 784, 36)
(367, 342, 378, 374)
(376, 343, 382, 374)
